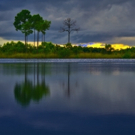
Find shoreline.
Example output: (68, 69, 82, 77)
(0, 53, 133, 59)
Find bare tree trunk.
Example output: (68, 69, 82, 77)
(68, 32, 70, 43)
(42, 33, 43, 43)
(25, 34, 27, 52)
(44, 34, 45, 42)
(38, 32, 39, 47)
(27, 35, 28, 44)
(34, 29, 35, 47)
(25, 34, 26, 46)
(37, 31, 39, 48)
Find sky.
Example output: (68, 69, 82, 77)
(1, 0, 135, 45)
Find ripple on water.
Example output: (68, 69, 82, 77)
(0, 58, 135, 64)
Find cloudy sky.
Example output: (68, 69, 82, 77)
(1, 0, 135, 45)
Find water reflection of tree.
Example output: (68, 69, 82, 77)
(67, 63, 70, 97)
(14, 63, 50, 107)
(66, 63, 79, 98)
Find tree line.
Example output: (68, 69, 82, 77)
(13, 9, 51, 47)
(0, 41, 135, 58)
(13, 9, 80, 47)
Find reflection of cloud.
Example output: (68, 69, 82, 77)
(112, 71, 120, 76)
(0, 110, 13, 117)
(1, 62, 135, 134)
(91, 71, 101, 75)
(29, 120, 64, 130)
(70, 72, 135, 114)
(1, 63, 135, 117)
(42, 68, 135, 115)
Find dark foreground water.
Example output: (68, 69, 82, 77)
(0, 59, 135, 135)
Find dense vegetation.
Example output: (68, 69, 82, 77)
(0, 41, 135, 58)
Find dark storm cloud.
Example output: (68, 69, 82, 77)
(1, 0, 135, 44)
(76, 33, 114, 43)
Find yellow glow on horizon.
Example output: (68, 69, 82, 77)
(0, 37, 133, 50)
(86, 42, 131, 50)
(88, 43, 105, 48)
(111, 44, 130, 50)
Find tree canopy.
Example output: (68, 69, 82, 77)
(13, 10, 51, 47)
(13, 9, 32, 45)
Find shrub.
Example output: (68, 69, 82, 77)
(65, 43, 72, 49)
(122, 52, 131, 58)
(58, 48, 70, 58)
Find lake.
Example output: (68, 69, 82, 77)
(0, 59, 135, 135)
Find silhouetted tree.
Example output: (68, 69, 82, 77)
(41, 20, 51, 42)
(32, 15, 51, 47)
(29, 14, 40, 47)
(60, 18, 80, 43)
(31, 14, 43, 47)
(13, 9, 32, 45)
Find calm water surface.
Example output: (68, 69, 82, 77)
(0, 59, 135, 135)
